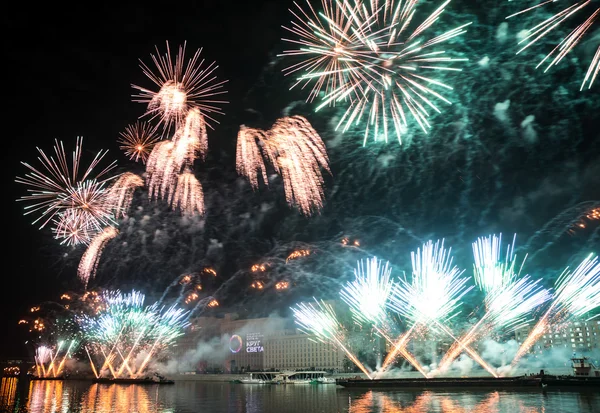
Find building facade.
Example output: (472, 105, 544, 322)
(514, 319, 600, 353)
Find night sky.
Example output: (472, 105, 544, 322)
(2, 2, 598, 358)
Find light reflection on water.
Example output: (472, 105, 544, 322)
(0, 379, 598, 413)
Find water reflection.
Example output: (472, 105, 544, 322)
(1, 377, 19, 411)
(2, 380, 598, 413)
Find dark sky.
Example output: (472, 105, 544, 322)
(2, 2, 598, 360)
(2, 1, 294, 358)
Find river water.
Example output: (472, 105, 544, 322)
(1, 377, 598, 412)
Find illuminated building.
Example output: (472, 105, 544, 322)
(514, 319, 600, 353)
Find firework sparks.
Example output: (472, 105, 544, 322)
(280, 0, 371, 102)
(132, 41, 228, 131)
(251, 263, 269, 273)
(207, 299, 219, 308)
(145, 109, 207, 212)
(340, 257, 427, 377)
(118, 122, 159, 163)
(286, 249, 311, 263)
(251, 281, 264, 289)
(389, 240, 472, 325)
(283, 1, 470, 144)
(80, 290, 189, 379)
(340, 257, 394, 325)
(236, 126, 269, 190)
(77, 226, 119, 288)
(275, 281, 290, 290)
(52, 208, 96, 246)
(511, 254, 600, 367)
(169, 171, 205, 216)
(203, 267, 217, 277)
(236, 116, 330, 216)
(436, 234, 550, 374)
(507, 1, 599, 90)
(15, 137, 117, 230)
(292, 299, 372, 378)
(103, 172, 144, 218)
(388, 240, 498, 376)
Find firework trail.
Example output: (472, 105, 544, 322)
(236, 115, 330, 216)
(507, 1, 599, 90)
(15, 137, 117, 231)
(132, 41, 228, 132)
(78, 226, 119, 288)
(103, 172, 144, 218)
(283, 0, 471, 144)
(292, 299, 372, 378)
(511, 253, 600, 367)
(436, 234, 551, 374)
(118, 122, 160, 163)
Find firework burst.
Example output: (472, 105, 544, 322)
(118, 122, 160, 163)
(132, 41, 228, 131)
(80, 290, 189, 379)
(15, 137, 117, 230)
(280, 0, 372, 101)
(283, 0, 471, 144)
(507, 1, 599, 90)
(236, 116, 330, 216)
(436, 234, 551, 374)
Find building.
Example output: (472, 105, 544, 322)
(263, 329, 344, 371)
(514, 319, 600, 353)
(175, 301, 358, 373)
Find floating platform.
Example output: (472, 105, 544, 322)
(31, 377, 66, 381)
(92, 377, 175, 385)
(336, 375, 600, 389)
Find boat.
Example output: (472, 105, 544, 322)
(31, 376, 66, 381)
(336, 376, 543, 388)
(275, 371, 330, 384)
(93, 374, 174, 385)
(239, 372, 279, 384)
(311, 376, 336, 384)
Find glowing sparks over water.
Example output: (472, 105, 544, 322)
(15, 137, 117, 230)
(283, 0, 471, 144)
(236, 116, 330, 216)
(132, 41, 228, 131)
(118, 122, 159, 163)
(507, 1, 599, 90)
(81, 290, 189, 378)
(436, 234, 551, 374)
(77, 226, 119, 288)
(292, 299, 372, 378)
(340, 257, 427, 377)
(511, 254, 600, 366)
